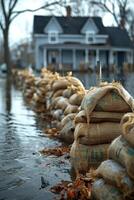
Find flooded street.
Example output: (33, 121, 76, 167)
(0, 78, 71, 200)
(0, 72, 134, 200)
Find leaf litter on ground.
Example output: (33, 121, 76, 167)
(50, 173, 95, 200)
(40, 146, 70, 157)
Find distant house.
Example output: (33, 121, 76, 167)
(33, 9, 133, 71)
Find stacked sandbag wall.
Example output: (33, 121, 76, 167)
(49, 73, 86, 143)
(12, 69, 86, 144)
(70, 82, 134, 173)
(92, 112, 134, 200)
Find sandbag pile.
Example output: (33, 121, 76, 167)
(70, 82, 134, 173)
(12, 69, 36, 103)
(31, 69, 58, 113)
(92, 112, 134, 200)
(49, 72, 86, 143)
(12, 69, 86, 143)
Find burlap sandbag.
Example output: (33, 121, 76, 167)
(121, 112, 134, 147)
(70, 141, 109, 172)
(52, 89, 64, 98)
(67, 76, 85, 90)
(81, 83, 134, 124)
(96, 159, 134, 198)
(74, 110, 87, 124)
(74, 110, 124, 124)
(92, 179, 123, 200)
(50, 96, 61, 109)
(61, 113, 76, 128)
(64, 104, 79, 115)
(52, 109, 63, 121)
(74, 122, 121, 145)
(52, 79, 68, 92)
(69, 93, 85, 106)
(62, 88, 75, 98)
(55, 97, 69, 111)
(94, 90, 131, 112)
(109, 136, 134, 179)
(58, 120, 75, 144)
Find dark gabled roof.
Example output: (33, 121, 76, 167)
(33, 15, 132, 48)
(33, 15, 106, 35)
(33, 16, 51, 35)
(105, 27, 132, 48)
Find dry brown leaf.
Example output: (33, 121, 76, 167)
(40, 146, 70, 157)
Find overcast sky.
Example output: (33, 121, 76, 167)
(9, 0, 114, 46)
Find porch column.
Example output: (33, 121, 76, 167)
(96, 49, 100, 64)
(43, 48, 47, 67)
(59, 48, 62, 69)
(128, 50, 133, 64)
(73, 49, 76, 69)
(85, 49, 88, 63)
(109, 50, 114, 65)
(35, 43, 40, 70)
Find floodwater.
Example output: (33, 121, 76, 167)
(0, 78, 71, 200)
(0, 72, 134, 200)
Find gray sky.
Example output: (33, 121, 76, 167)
(9, 0, 114, 46)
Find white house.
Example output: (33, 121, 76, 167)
(33, 10, 133, 71)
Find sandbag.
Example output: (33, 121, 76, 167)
(52, 89, 64, 98)
(94, 90, 131, 112)
(61, 113, 76, 128)
(121, 112, 134, 147)
(67, 76, 85, 90)
(70, 142, 109, 172)
(109, 136, 134, 179)
(74, 111, 124, 124)
(62, 88, 75, 98)
(96, 159, 134, 198)
(52, 79, 68, 92)
(74, 122, 121, 145)
(69, 93, 84, 106)
(52, 109, 63, 121)
(74, 110, 87, 124)
(81, 83, 134, 124)
(55, 97, 69, 110)
(50, 96, 61, 109)
(58, 120, 75, 144)
(64, 104, 79, 115)
(92, 179, 123, 200)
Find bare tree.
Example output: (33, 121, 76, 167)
(0, 0, 65, 76)
(90, 0, 130, 29)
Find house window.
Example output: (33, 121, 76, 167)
(48, 32, 58, 43)
(85, 32, 94, 44)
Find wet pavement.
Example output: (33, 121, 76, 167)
(0, 78, 71, 200)
(0, 72, 134, 200)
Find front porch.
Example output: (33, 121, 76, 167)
(35, 44, 133, 71)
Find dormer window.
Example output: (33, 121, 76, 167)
(48, 31, 58, 43)
(85, 32, 94, 44)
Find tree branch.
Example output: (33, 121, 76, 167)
(1, 0, 7, 20)
(0, 20, 4, 32)
(91, 0, 119, 25)
(10, 0, 64, 22)
(13, 0, 63, 14)
(8, 0, 18, 19)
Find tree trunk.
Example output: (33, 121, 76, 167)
(3, 28, 12, 113)
(3, 28, 11, 77)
